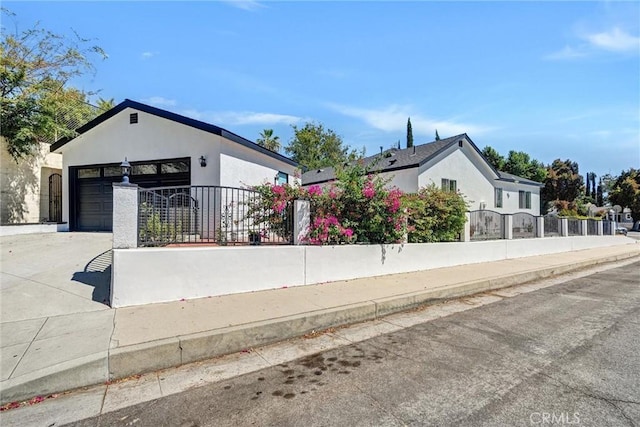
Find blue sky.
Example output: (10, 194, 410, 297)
(4, 1, 639, 179)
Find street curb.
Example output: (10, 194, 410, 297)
(2, 248, 638, 405)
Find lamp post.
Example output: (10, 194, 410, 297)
(120, 157, 131, 184)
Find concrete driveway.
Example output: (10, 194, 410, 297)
(1, 232, 114, 398)
(1, 232, 113, 322)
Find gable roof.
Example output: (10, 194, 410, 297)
(302, 133, 543, 187)
(50, 99, 298, 167)
(496, 171, 543, 186)
(302, 134, 466, 185)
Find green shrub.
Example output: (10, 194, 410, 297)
(404, 185, 468, 243)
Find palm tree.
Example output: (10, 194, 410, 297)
(96, 97, 116, 114)
(256, 129, 281, 152)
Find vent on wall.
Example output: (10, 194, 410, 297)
(130, 113, 139, 124)
(458, 140, 463, 147)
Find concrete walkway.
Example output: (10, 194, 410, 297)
(1, 233, 638, 405)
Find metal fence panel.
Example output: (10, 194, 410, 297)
(512, 212, 537, 239)
(567, 218, 581, 236)
(543, 215, 560, 237)
(603, 220, 612, 235)
(587, 219, 599, 236)
(138, 185, 293, 247)
(469, 210, 504, 241)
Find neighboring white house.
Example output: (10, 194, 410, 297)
(51, 99, 299, 232)
(302, 134, 543, 216)
(1, 137, 63, 225)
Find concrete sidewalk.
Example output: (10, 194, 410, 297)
(1, 237, 638, 405)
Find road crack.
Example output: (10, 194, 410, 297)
(539, 372, 639, 426)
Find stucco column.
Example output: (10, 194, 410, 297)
(293, 199, 310, 245)
(461, 212, 471, 242)
(581, 219, 588, 236)
(536, 216, 544, 238)
(610, 221, 617, 235)
(112, 183, 139, 249)
(597, 220, 603, 236)
(504, 215, 513, 240)
(560, 218, 569, 237)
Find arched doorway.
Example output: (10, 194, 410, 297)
(49, 173, 62, 222)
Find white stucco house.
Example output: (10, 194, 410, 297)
(1, 137, 63, 225)
(51, 99, 299, 232)
(302, 134, 543, 216)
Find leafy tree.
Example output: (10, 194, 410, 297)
(1, 8, 106, 160)
(542, 159, 584, 209)
(435, 129, 440, 141)
(406, 117, 413, 148)
(481, 146, 506, 171)
(609, 168, 640, 222)
(285, 122, 359, 170)
(256, 128, 281, 152)
(96, 97, 115, 114)
(504, 151, 547, 183)
(585, 172, 592, 197)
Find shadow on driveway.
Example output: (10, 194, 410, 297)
(72, 249, 112, 306)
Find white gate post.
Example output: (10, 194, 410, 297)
(560, 218, 569, 237)
(461, 212, 471, 242)
(293, 199, 310, 245)
(536, 216, 544, 238)
(112, 183, 139, 249)
(504, 215, 513, 240)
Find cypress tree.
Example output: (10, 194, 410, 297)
(406, 117, 413, 148)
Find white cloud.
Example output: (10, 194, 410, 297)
(546, 27, 640, 60)
(143, 96, 177, 107)
(544, 45, 588, 60)
(221, 0, 265, 11)
(584, 27, 640, 52)
(328, 103, 493, 138)
(182, 110, 305, 126)
(141, 51, 157, 60)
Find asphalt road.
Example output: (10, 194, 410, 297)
(68, 261, 640, 427)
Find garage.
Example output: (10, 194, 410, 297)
(70, 158, 190, 231)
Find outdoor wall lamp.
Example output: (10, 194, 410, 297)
(120, 157, 131, 183)
(199, 156, 207, 167)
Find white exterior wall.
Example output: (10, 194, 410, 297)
(416, 143, 541, 215)
(418, 146, 496, 211)
(1, 138, 62, 224)
(56, 107, 297, 224)
(219, 140, 298, 188)
(377, 168, 419, 192)
(495, 181, 541, 216)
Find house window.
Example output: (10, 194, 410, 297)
(519, 191, 531, 209)
(132, 164, 158, 175)
(78, 168, 100, 179)
(104, 166, 122, 177)
(441, 178, 457, 193)
(495, 188, 503, 208)
(276, 171, 288, 185)
(161, 161, 189, 174)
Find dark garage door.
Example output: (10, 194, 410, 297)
(77, 180, 114, 231)
(72, 158, 190, 232)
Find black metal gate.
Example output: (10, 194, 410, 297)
(49, 173, 62, 223)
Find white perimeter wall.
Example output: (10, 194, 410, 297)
(111, 236, 634, 307)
